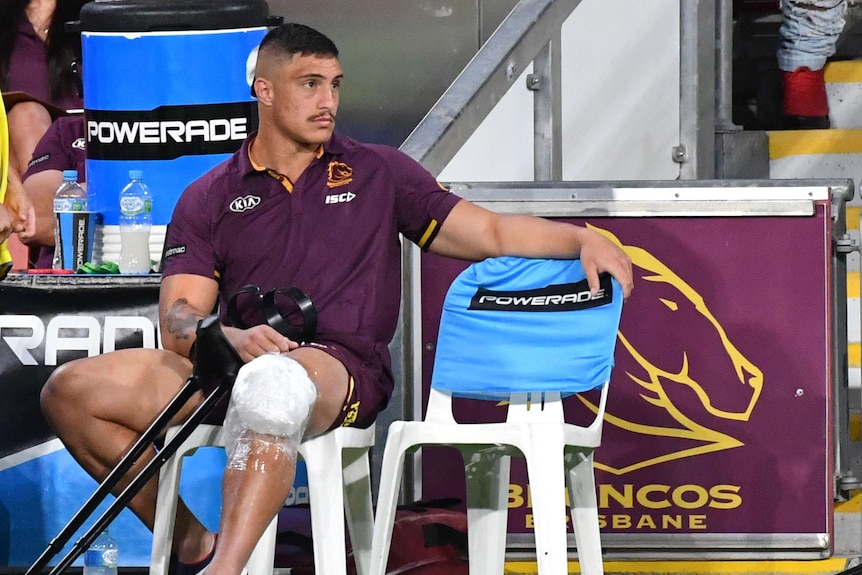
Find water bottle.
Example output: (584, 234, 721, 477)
(118, 170, 153, 274)
(52, 169, 88, 270)
(83, 529, 118, 575)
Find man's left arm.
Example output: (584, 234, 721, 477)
(21, 168, 62, 246)
(429, 199, 634, 298)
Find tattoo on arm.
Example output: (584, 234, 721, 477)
(165, 298, 205, 341)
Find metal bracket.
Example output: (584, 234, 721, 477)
(834, 234, 859, 254)
(671, 144, 687, 163)
(836, 471, 862, 501)
(526, 73, 541, 91)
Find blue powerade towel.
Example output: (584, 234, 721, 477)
(431, 257, 624, 398)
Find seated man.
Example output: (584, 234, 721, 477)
(2, 0, 86, 241)
(40, 23, 634, 575)
(21, 114, 85, 268)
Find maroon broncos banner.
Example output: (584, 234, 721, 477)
(417, 194, 834, 558)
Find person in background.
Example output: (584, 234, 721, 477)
(1, 0, 86, 257)
(0, 81, 33, 280)
(21, 114, 85, 268)
(778, 0, 847, 128)
(40, 23, 634, 575)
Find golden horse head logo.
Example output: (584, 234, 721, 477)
(327, 161, 353, 188)
(586, 224, 764, 475)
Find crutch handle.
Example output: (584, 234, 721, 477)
(191, 315, 242, 394)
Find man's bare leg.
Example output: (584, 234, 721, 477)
(40, 348, 213, 563)
(206, 347, 349, 575)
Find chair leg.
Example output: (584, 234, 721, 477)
(565, 449, 603, 575)
(369, 423, 409, 575)
(150, 444, 186, 575)
(245, 516, 277, 575)
(342, 447, 374, 575)
(151, 426, 226, 575)
(463, 447, 510, 575)
(304, 434, 351, 575)
(522, 431, 569, 575)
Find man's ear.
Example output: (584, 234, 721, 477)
(253, 77, 272, 104)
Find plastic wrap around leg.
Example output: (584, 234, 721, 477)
(224, 353, 318, 472)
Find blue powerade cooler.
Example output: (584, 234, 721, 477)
(79, 0, 277, 266)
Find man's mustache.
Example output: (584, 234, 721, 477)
(309, 112, 336, 121)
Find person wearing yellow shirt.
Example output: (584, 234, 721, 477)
(0, 87, 35, 279)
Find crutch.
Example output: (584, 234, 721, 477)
(25, 315, 242, 575)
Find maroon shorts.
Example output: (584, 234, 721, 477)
(203, 342, 389, 432)
(300, 340, 389, 431)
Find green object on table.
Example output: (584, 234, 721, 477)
(77, 261, 120, 274)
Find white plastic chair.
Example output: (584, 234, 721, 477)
(150, 423, 375, 575)
(369, 257, 624, 575)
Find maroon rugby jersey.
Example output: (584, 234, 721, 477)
(162, 131, 462, 400)
(22, 115, 87, 268)
(24, 115, 86, 177)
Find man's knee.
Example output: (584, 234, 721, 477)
(224, 353, 319, 470)
(40, 357, 88, 417)
(6, 100, 50, 125)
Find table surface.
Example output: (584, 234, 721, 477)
(1, 272, 162, 289)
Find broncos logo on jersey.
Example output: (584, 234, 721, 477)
(327, 160, 353, 188)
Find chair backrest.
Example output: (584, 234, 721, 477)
(430, 257, 624, 399)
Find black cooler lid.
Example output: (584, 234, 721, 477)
(78, 0, 281, 33)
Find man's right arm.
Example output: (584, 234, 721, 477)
(159, 273, 220, 358)
(159, 273, 297, 362)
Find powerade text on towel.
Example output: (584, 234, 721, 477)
(431, 257, 623, 398)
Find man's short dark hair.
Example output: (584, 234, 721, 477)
(259, 23, 339, 59)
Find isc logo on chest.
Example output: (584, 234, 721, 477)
(325, 191, 356, 204)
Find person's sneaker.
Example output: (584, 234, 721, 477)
(781, 66, 830, 129)
(169, 534, 217, 575)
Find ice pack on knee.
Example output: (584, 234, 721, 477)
(225, 353, 318, 440)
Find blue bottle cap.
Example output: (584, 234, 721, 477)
(62, 169, 78, 180)
(128, 169, 144, 180)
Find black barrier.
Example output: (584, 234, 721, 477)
(0, 274, 166, 567)
(0, 274, 161, 459)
